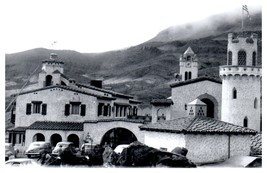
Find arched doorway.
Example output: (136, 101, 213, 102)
(201, 98, 214, 118)
(67, 134, 80, 148)
(32, 133, 45, 142)
(45, 75, 53, 86)
(50, 133, 62, 147)
(100, 128, 137, 149)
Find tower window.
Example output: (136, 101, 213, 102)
(45, 75, 53, 87)
(187, 56, 191, 61)
(185, 71, 188, 80)
(238, 50, 246, 65)
(254, 98, 257, 109)
(243, 117, 248, 127)
(252, 52, 256, 66)
(188, 72, 192, 80)
(228, 51, 232, 65)
(233, 88, 237, 99)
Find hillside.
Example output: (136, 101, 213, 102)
(5, 12, 262, 111)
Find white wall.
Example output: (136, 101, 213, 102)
(143, 131, 185, 152)
(171, 80, 222, 119)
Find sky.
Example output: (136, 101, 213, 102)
(2, 0, 263, 54)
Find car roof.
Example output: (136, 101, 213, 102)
(57, 142, 73, 145)
(6, 158, 34, 163)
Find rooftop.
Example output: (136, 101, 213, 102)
(151, 99, 173, 106)
(139, 116, 257, 134)
(27, 121, 83, 131)
(170, 76, 222, 88)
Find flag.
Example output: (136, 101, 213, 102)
(242, 5, 251, 21)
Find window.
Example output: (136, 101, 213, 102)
(184, 104, 187, 110)
(252, 52, 256, 66)
(233, 88, 237, 99)
(45, 75, 53, 86)
(185, 71, 188, 80)
(98, 103, 104, 116)
(243, 117, 248, 127)
(32, 102, 42, 114)
(80, 104, 86, 116)
(188, 72, 192, 80)
(41, 104, 47, 115)
(65, 102, 85, 116)
(254, 98, 257, 109)
(26, 103, 31, 115)
(228, 51, 232, 65)
(186, 56, 191, 61)
(238, 50, 246, 65)
(71, 104, 80, 114)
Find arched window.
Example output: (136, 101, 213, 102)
(238, 50, 246, 65)
(188, 72, 192, 80)
(45, 75, 53, 86)
(243, 117, 248, 127)
(187, 56, 191, 61)
(185, 71, 188, 80)
(254, 98, 257, 109)
(252, 51, 257, 66)
(228, 51, 232, 65)
(233, 88, 237, 99)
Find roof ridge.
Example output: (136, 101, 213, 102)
(184, 116, 199, 131)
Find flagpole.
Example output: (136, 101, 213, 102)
(241, 5, 244, 34)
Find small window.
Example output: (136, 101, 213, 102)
(32, 102, 41, 114)
(233, 88, 237, 99)
(243, 117, 248, 127)
(98, 103, 104, 116)
(254, 98, 257, 109)
(252, 52, 256, 66)
(188, 72, 192, 80)
(184, 104, 187, 110)
(71, 104, 80, 114)
(228, 51, 232, 65)
(238, 50, 246, 65)
(185, 71, 188, 80)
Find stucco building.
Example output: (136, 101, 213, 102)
(8, 53, 150, 152)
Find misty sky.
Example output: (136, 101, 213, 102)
(2, 0, 262, 54)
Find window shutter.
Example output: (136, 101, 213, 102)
(65, 104, 70, 116)
(81, 104, 86, 116)
(42, 104, 47, 115)
(26, 103, 31, 115)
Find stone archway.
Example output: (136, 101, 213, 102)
(32, 133, 45, 142)
(100, 127, 137, 149)
(50, 133, 62, 147)
(67, 134, 80, 148)
(198, 93, 219, 119)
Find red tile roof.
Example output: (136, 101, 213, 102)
(28, 121, 83, 131)
(139, 116, 257, 134)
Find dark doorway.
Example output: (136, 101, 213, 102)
(100, 128, 137, 149)
(50, 133, 62, 147)
(201, 98, 214, 118)
(67, 134, 80, 148)
(33, 133, 45, 141)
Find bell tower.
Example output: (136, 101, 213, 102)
(38, 53, 65, 88)
(179, 47, 198, 81)
(220, 33, 261, 131)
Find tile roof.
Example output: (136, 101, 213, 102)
(7, 126, 27, 132)
(84, 118, 150, 124)
(170, 76, 222, 88)
(250, 133, 262, 155)
(77, 83, 134, 99)
(18, 85, 115, 100)
(139, 116, 257, 134)
(151, 99, 174, 106)
(184, 47, 194, 55)
(28, 121, 83, 131)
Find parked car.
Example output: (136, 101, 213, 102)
(5, 158, 40, 167)
(52, 142, 77, 156)
(5, 143, 17, 161)
(81, 143, 96, 155)
(25, 141, 52, 158)
(114, 144, 130, 155)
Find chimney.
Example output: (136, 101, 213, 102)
(50, 53, 58, 60)
(90, 80, 103, 88)
(187, 99, 207, 117)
